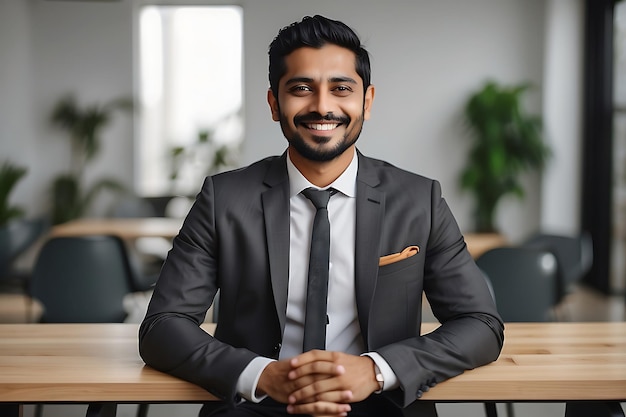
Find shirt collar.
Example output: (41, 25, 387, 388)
(287, 149, 358, 198)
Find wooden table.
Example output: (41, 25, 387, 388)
(49, 218, 183, 240)
(0, 323, 624, 416)
(464, 233, 507, 259)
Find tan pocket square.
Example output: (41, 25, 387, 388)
(379, 245, 420, 266)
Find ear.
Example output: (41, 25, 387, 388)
(267, 89, 280, 121)
(363, 85, 375, 121)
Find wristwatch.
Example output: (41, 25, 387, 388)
(374, 364, 384, 393)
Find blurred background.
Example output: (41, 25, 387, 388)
(1, 1, 625, 416)
(2, 0, 624, 294)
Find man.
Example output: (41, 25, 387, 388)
(139, 15, 504, 417)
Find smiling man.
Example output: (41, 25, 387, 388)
(139, 15, 504, 417)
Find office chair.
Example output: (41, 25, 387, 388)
(0, 217, 48, 322)
(30, 235, 150, 416)
(0, 217, 47, 286)
(110, 195, 168, 286)
(477, 246, 558, 322)
(30, 235, 139, 323)
(521, 231, 593, 307)
(110, 195, 158, 219)
(476, 246, 559, 417)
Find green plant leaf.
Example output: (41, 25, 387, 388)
(459, 80, 551, 232)
(48, 94, 133, 223)
(51, 174, 83, 224)
(0, 161, 28, 227)
(82, 178, 127, 211)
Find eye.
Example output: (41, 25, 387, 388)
(333, 85, 353, 96)
(288, 85, 313, 96)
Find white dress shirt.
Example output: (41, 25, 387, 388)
(282, 150, 362, 358)
(236, 149, 398, 402)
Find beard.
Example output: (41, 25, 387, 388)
(279, 111, 364, 162)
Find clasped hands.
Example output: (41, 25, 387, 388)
(257, 351, 380, 417)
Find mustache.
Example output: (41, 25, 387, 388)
(294, 112, 350, 125)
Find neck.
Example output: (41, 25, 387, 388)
(288, 146, 355, 188)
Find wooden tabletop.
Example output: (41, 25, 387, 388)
(422, 322, 626, 401)
(0, 323, 210, 403)
(49, 217, 182, 240)
(0, 322, 624, 403)
(463, 233, 507, 259)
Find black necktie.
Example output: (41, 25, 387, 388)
(301, 187, 335, 352)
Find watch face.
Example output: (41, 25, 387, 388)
(375, 366, 384, 392)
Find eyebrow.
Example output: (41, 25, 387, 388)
(284, 76, 358, 86)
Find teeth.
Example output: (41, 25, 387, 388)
(308, 123, 338, 131)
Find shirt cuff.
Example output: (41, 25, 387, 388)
(236, 357, 276, 403)
(361, 352, 399, 392)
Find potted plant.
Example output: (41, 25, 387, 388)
(0, 161, 27, 227)
(165, 126, 239, 217)
(0, 161, 47, 291)
(49, 94, 133, 224)
(459, 81, 551, 233)
(169, 128, 238, 190)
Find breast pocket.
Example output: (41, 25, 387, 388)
(377, 251, 423, 278)
(369, 254, 424, 347)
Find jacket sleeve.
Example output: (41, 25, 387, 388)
(377, 180, 504, 408)
(138, 177, 258, 404)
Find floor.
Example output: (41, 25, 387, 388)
(1, 284, 624, 417)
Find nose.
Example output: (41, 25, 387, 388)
(309, 90, 334, 116)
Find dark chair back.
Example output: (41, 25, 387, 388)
(30, 235, 135, 323)
(1, 217, 48, 316)
(522, 232, 593, 303)
(0, 218, 48, 280)
(110, 196, 158, 218)
(476, 247, 558, 322)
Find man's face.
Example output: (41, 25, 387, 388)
(268, 44, 374, 162)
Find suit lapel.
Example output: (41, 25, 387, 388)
(261, 154, 290, 333)
(354, 153, 385, 347)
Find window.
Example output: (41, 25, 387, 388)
(137, 5, 243, 197)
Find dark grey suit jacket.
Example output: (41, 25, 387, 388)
(139, 151, 504, 412)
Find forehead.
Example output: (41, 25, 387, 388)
(281, 44, 361, 84)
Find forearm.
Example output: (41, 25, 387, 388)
(139, 313, 257, 402)
(377, 314, 503, 407)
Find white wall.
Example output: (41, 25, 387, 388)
(0, 0, 584, 242)
(541, 0, 584, 236)
(0, 1, 38, 211)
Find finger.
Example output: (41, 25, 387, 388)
(290, 390, 352, 406)
(311, 390, 354, 404)
(309, 414, 349, 417)
(288, 361, 345, 380)
(287, 373, 331, 393)
(290, 350, 337, 367)
(289, 379, 347, 404)
(287, 400, 351, 416)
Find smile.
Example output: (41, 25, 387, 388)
(306, 123, 340, 131)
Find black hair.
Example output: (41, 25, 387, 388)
(268, 15, 371, 98)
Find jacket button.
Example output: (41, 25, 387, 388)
(416, 390, 423, 398)
(273, 343, 282, 352)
